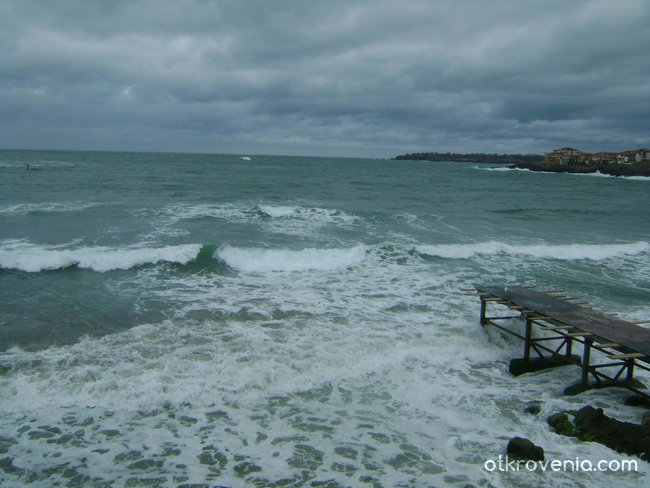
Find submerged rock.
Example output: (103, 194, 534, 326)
(506, 437, 544, 461)
(524, 401, 542, 416)
(624, 395, 650, 408)
(547, 412, 574, 436)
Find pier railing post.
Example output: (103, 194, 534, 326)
(581, 338, 593, 387)
(565, 337, 573, 357)
(626, 359, 635, 382)
(524, 318, 532, 361)
(480, 299, 487, 326)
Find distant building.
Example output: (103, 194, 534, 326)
(544, 147, 584, 165)
(544, 147, 650, 165)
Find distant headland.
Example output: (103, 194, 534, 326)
(394, 147, 650, 177)
(393, 152, 543, 165)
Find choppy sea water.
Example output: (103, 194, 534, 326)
(1, 150, 649, 487)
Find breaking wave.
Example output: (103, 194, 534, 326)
(0, 240, 202, 272)
(257, 204, 299, 218)
(217, 245, 367, 272)
(415, 241, 650, 261)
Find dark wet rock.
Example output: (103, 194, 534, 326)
(524, 401, 542, 415)
(625, 395, 650, 408)
(547, 412, 574, 436)
(565, 378, 646, 396)
(506, 437, 544, 461)
(573, 406, 650, 460)
(548, 406, 650, 461)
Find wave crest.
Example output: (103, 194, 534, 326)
(0, 240, 202, 272)
(217, 245, 367, 272)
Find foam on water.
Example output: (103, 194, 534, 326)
(0, 201, 99, 215)
(0, 239, 201, 272)
(477, 166, 650, 180)
(416, 240, 650, 261)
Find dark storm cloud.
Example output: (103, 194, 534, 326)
(1, 0, 649, 157)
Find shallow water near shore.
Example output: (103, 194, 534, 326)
(1, 150, 649, 486)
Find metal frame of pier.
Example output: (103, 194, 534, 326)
(474, 285, 650, 399)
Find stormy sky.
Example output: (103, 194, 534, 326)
(1, 0, 649, 158)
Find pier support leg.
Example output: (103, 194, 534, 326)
(565, 337, 573, 358)
(524, 318, 532, 361)
(626, 359, 635, 382)
(581, 338, 593, 387)
(480, 299, 487, 326)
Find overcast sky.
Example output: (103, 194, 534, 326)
(1, 0, 649, 158)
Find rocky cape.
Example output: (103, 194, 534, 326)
(394, 152, 543, 165)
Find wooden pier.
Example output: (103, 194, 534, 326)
(475, 285, 650, 398)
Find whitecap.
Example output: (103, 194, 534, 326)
(217, 245, 366, 272)
(0, 240, 202, 272)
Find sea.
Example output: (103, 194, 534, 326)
(1, 149, 649, 487)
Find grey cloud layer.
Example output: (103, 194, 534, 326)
(1, 0, 649, 156)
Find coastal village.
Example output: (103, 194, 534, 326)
(545, 147, 650, 165)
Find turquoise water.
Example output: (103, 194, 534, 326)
(1, 150, 649, 486)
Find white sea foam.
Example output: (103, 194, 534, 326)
(478, 165, 650, 180)
(217, 245, 367, 272)
(0, 240, 201, 272)
(475, 165, 521, 172)
(258, 204, 298, 217)
(416, 241, 650, 261)
(0, 201, 99, 215)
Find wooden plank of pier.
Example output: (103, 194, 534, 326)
(478, 285, 650, 363)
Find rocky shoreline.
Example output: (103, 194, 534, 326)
(509, 162, 650, 177)
(506, 398, 650, 465)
